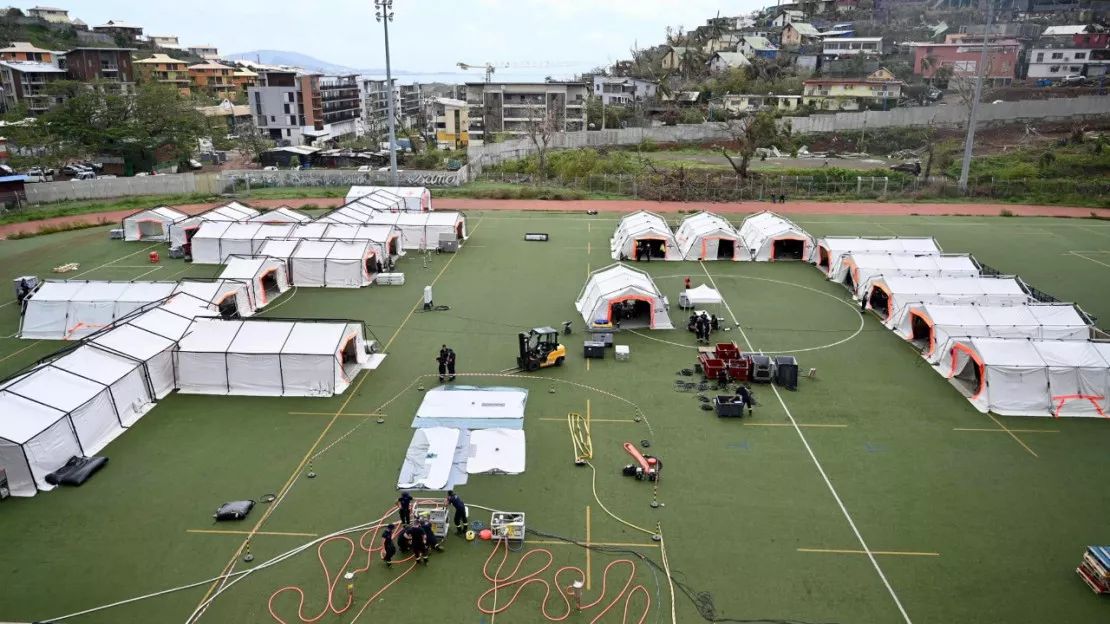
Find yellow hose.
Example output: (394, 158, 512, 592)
(567, 412, 593, 462)
(585, 460, 656, 537)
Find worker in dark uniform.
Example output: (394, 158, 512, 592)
(700, 313, 711, 342)
(710, 314, 720, 332)
(381, 522, 397, 568)
(436, 345, 449, 382)
(405, 524, 429, 565)
(397, 491, 413, 526)
(737, 384, 754, 416)
(397, 525, 412, 554)
(860, 292, 868, 315)
(419, 515, 444, 552)
(446, 348, 457, 382)
(446, 490, 468, 535)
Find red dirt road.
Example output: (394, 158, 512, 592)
(2, 197, 1108, 238)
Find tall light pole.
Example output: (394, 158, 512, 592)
(957, 0, 994, 194)
(375, 0, 398, 185)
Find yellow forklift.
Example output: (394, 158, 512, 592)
(517, 327, 566, 371)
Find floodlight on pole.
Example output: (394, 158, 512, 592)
(375, 0, 399, 186)
(957, 0, 994, 194)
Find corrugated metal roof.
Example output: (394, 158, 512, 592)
(0, 61, 65, 73)
(1042, 25, 1089, 36)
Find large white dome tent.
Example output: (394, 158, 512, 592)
(674, 212, 749, 261)
(575, 264, 674, 329)
(19, 281, 178, 340)
(610, 210, 681, 261)
(939, 338, 1110, 417)
(173, 318, 372, 397)
(863, 275, 1030, 327)
(897, 302, 1094, 363)
(835, 253, 981, 298)
(217, 256, 292, 310)
(169, 201, 260, 248)
(812, 236, 941, 276)
(121, 206, 188, 242)
(346, 186, 431, 212)
(738, 211, 814, 261)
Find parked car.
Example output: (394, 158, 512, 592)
(188, 159, 203, 170)
(262, 165, 278, 171)
(358, 165, 373, 172)
(26, 167, 54, 182)
(1060, 74, 1088, 86)
(74, 171, 97, 180)
(61, 164, 90, 176)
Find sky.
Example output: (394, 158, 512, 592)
(29, 0, 768, 73)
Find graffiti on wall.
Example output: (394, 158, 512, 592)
(224, 169, 464, 190)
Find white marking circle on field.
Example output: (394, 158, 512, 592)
(633, 272, 865, 355)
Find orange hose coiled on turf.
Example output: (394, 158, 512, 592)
(478, 538, 651, 623)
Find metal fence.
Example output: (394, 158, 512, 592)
(476, 171, 1110, 202)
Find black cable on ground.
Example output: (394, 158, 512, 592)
(526, 529, 843, 624)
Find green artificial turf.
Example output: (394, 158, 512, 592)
(0, 212, 1109, 624)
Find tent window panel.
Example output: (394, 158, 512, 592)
(717, 239, 735, 260)
(868, 288, 889, 317)
(772, 238, 805, 260)
(610, 299, 652, 329)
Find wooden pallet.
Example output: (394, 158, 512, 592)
(53, 263, 79, 273)
(1077, 564, 1109, 594)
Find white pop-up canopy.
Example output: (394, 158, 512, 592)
(122, 206, 189, 242)
(675, 212, 749, 261)
(898, 303, 1093, 362)
(169, 201, 260, 248)
(575, 264, 674, 329)
(611, 210, 681, 261)
(813, 236, 941, 275)
(174, 318, 369, 396)
(864, 276, 1030, 326)
(738, 211, 814, 261)
(288, 239, 375, 287)
(939, 338, 1110, 417)
(19, 281, 178, 340)
(347, 186, 432, 212)
(248, 207, 311, 224)
(680, 284, 723, 309)
(835, 253, 980, 297)
(218, 256, 291, 310)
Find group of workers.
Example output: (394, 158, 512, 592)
(688, 311, 720, 344)
(435, 344, 457, 382)
(382, 490, 469, 568)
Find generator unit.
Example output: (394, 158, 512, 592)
(13, 276, 39, 306)
(413, 503, 449, 539)
(490, 511, 526, 544)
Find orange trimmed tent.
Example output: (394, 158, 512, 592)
(217, 256, 291, 310)
(610, 210, 682, 261)
(675, 212, 749, 261)
(737, 211, 813, 261)
(575, 264, 674, 330)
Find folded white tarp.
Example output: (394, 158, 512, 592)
(738, 211, 814, 261)
(19, 281, 177, 340)
(466, 429, 526, 475)
(398, 427, 461, 490)
(813, 236, 941, 274)
(122, 206, 188, 242)
(835, 253, 980, 298)
(576, 264, 674, 330)
(347, 186, 431, 212)
(610, 210, 682, 261)
(415, 387, 528, 421)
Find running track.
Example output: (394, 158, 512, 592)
(3, 197, 1109, 238)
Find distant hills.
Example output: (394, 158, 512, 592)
(223, 49, 416, 75)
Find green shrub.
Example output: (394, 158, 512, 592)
(999, 209, 1015, 217)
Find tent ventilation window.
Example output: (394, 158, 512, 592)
(772, 239, 805, 260)
(717, 239, 735, 260)
(868, 288, 889, 318)
(611, 299, 651, 329)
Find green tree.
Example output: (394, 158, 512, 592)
(718, 111, 794, 179)
(231, 117, 271, 165)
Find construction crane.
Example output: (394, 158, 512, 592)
(457, 61, 585, 83)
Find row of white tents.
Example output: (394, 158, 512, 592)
(3, 277, 376, 496)
(611, 210, 815, 262)
(809, 234, 1106, 418)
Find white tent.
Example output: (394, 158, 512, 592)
(173, 319, 369, 396)
(218, 256, 291, 309)
(0, 391, 84, 496)
(610, 210, 682, 261)
(288, 239, 375, 287)
(19, 281, 177, 340)
(864, 276, 1030, 326)
(675, 212, 749, 261)
(90, 323, 178, 398)
(171, 279, 255, 319)
(319, 193, 407, 224)
(679, 284, 723, 309)
(347, 186, 432, 212)
(257, 239, 301, 265)
(939, 338, 1110, 417)
(248, 207, 311, 224)
(897, 303, 1093, 363)
(738, 211, 814, 261)
(187, 221, 234, 264)
(122, 206, 188, 242)
(575, 264, 674, 329)
(352, 211, 467, 250)
(189, 222, 295, 265)
(835, 253, 980, 297)
(321, 224, 405, 259)
(288, 222, 331, 239)
(813, 236, 941, 275)
(169, 202, 260, 248)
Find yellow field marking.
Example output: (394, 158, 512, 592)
(187, 529, 319, 538)
(288, 411, 384, 418)
(585, 505, 592, 591)
(194, 219, 481, 619)
(798, 548, 939, 557)
(539, 417, 635, 423)
(986, 413, 1039, 458)
(588, 222, 591, 232)
(1070, 251, 1110, 269)
(527, 539, 658, 549)
(587, 359, 590, 371)
(587, 241, 591, 255)
(742, 422, 848, 428)
(954, 428, 1058, 434)
(586, 262, 590, 278)
(0, 340, 41, 363)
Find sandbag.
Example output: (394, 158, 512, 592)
(45, 456, 108, 487)
(214, 500, 255, 521)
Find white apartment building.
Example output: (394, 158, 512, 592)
(188, 45, 219, 60)
(249, 69, 361, 146)
(592, 77, 658, 105)
(466, 82, 588, 146)
(1027, 47, 1110, 80)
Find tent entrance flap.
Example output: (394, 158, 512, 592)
(818, 246, 830, 270)
(909, 312, 933, 354)
(137, 219, 165, 239)
(868, 286, 890, 319)
(772, 237, 806, 260)
(260, 271, 281, 303)
(610, 297, 652, 329)
(340, 333, 360, 380)
(716, 238, 736, 260)
(635, 238, 665, 260)
(951, 349, 984, 399)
